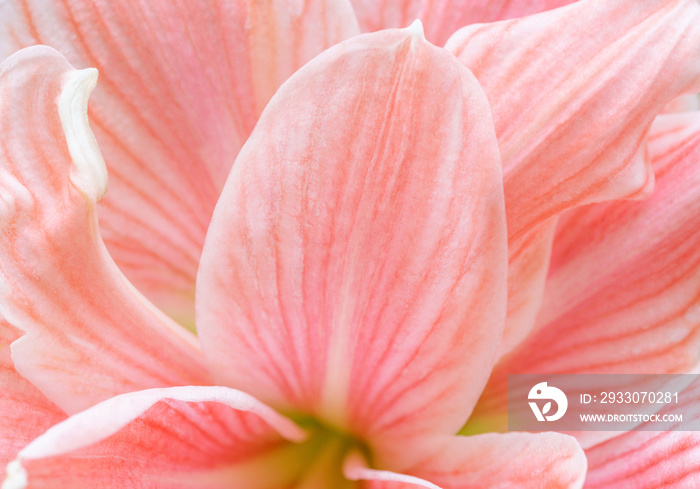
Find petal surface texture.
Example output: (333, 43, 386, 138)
(586, 432, 700, 489)
(513, 111, 700, 375)
(0, 321, 65, 482)
(467, 112, 700, 431)
(0, 0, 360, 326)
(537, 112, 700, 374)
(585, 378, 700, 488)
(445, 0, 700, 354)
(350, 0, 576, 46)
(196, 25, 507, 465)
(0, 46, 209, 414)
(397, 433, 585, 489)
(3, 386, 306, 489)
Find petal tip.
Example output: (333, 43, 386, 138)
(406, 19, 425, 40)
(2, 460, 27, 489)
(58, 66, 108, 202)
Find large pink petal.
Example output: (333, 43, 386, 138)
(349, 0, 577, 46)
(446, 0, 700, 355)
(0, 46, 210, 414)
(196, 25, 507, 467)
(3, 386, 306, 489)
(465, 111, 700, 433)
(0, 0, 360, 326)
(0, 321, 65, 483)
(392, 433, 586, 489)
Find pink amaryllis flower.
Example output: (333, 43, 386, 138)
(0, 0, 699, 487)
(0, 21, 580, 489)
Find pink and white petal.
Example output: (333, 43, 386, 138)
(0, 321, 65, 481)
(387, 433, 586, 489)
(585, 379, 700, 488)
(3, 386, 307, 489)
(466, 112, 700, 432)
(349, 0, 577, 46)
(446, 0, 700, 354)
(0, 0, 360, 326)
(196, 25, 507, 465)
(345, 452, 440, 489)
(585, 432, 700, 489)
(0, 46, 210, 415)
(243, 0, 361, 119)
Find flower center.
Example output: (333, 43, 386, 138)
(282, 418, 372, 489)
